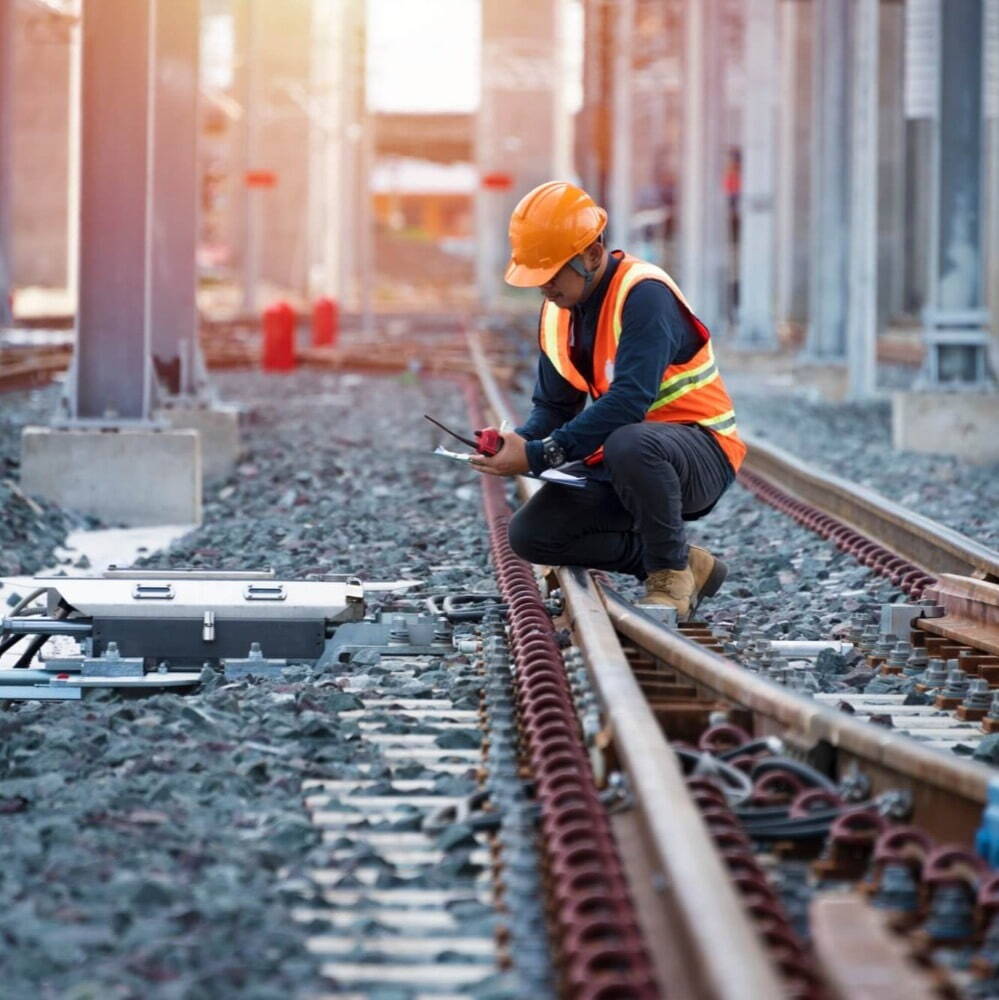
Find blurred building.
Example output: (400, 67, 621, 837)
(7, 0, 72, 291)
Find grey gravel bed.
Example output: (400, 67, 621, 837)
(0, 385, 87, 576)
(727, 383, 999, 550)
(1, 370, 495, 999)
(609, 476, 904, 654)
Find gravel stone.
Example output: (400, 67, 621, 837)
(1, 370, 498, 998)
(1, 385, 88, 574)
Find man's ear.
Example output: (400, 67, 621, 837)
(584, 241, 604, 270)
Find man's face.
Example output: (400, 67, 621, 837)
(539, 261, 586, 309)
(538, 244, 603, 308)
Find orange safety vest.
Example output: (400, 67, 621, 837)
(538, 251, 746, 472)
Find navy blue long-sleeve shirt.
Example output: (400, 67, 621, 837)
(517, 253, 701, 476)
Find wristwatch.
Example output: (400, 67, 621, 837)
(541, 436, 567, 469)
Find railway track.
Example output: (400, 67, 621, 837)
(3, 325, 999, 996)
(462, 329, 999, 997)
(0, 320, 515, 392)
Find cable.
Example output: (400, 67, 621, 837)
(674, 747, 754, 805)
(0, 588, 49, 658)
(13, 633, 48, 669)
(0, 631, 26, 656)
(750, 757, 839, 793)
(11, 605, 69, 669)
(717, 737, 782, 762)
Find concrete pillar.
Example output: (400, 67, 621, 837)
(805, 0, 850, 360)
(607, 0, 634, 250)
(0, 0, 13, 326)
(846, 0, 879, 400)
(736, 0, 778, 348)
(877, 1, 906, 323)
(476, 0, 561, 308)
(775, 0, 812, 325)
(894, 0, 997, 460)
(680, 0, 726, 333)
(150, 0, 201, 397)
(921, 0, 991, 385)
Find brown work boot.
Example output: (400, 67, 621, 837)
(640, 567, 695, 618)
(687, 545, 728, 614)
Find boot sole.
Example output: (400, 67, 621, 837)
(692, 557, 728, 612)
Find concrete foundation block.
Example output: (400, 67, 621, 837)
(156, 404, 242, 484)
(792, 362, 849, 402)
(20, 427, 202, 526)
(892, 391, 999, 463)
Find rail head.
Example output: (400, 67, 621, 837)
(742, 432, 999, 582)
(558, 567, 786, 999)
(599, 584, 994, 808)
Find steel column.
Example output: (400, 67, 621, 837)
(902, 0, 937, 315)
(150, 0, 200, 397)
(805, 0, 851, 360)
(577, 0, 611, 204)
(737, 0, 778, 348)
(775, 0, 812, 325)
(877, 1, 906, 324)
(67, 13, 82, 310)
(308, 0, 344, 303)
(0, 0, 14, 327)
(607, 0, 634, 251)
(680, 0, 726, 334)
(234, 0, 260, 316)
(922, 0, 991, 385)
(846, 0, 879, 399)
(989, 0, 999, 371)
(74, 0, 160, 420)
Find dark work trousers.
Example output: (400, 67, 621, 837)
(507, 422, 735, 578)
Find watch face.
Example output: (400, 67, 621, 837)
(544, 439, 565, 467)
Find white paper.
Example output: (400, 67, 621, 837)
(433, 444, 474, 463)
(539, 467, 586, 487)
(432, 445, 586, 489)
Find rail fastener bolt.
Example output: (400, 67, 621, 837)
(956, 678, 993, 722)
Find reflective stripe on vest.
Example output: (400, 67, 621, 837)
(536, 252, 746, 471)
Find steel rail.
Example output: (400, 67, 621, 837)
(469, 327, 997, 838)
(467, 331, 785, 999)
(599, 585, 995, 844)
(742, 433, 999, 583)
(920, 573, 999, 657)
(560, 568, 785, 999)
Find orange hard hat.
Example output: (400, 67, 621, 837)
(505, 181, 608, 287)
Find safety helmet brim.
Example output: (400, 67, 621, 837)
(503, 256, 568, 288)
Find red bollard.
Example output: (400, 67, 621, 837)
(312, 296, 339, 348)
(261, 301, 296, 372)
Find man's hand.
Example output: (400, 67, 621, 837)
(470, 429, 529, 477)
